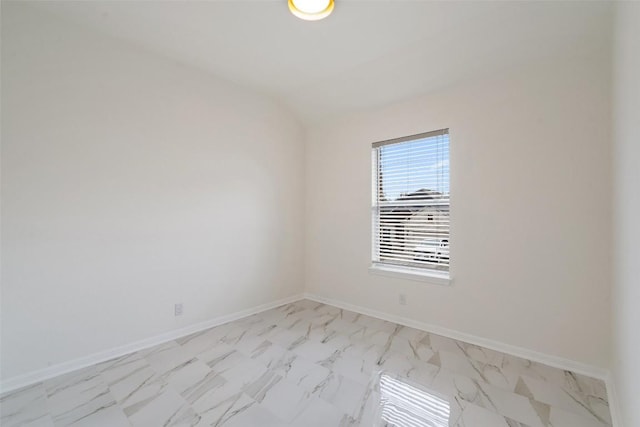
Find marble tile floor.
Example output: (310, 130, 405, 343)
(1, 299, 611, 427)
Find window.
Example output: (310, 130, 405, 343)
(371, 129, 450, 280)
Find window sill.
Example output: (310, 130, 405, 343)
(368, 264, 452, 286)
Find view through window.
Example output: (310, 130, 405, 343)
(372, 129, 450, 274)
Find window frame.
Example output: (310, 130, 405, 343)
(369, 129, 452, 285)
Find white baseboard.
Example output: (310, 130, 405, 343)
(0, 294, 304, 394)
(303, 292, 609, 381)
(605, 373, 624, 427)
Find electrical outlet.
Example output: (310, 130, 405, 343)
(399, 294, 407, 306)
(174, 303, 183, 316)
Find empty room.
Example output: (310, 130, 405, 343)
(0, 0, 638, 426)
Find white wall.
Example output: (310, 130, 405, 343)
(1, 4, 304, 381)
(305, 51, 612, 368)
(612, 2, 640, 426)
(0, 0, 618, 391)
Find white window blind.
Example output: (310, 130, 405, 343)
(372, 129, 450, 273)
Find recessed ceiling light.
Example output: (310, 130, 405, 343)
(288, 0, 334, 21)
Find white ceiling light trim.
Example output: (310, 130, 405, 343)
(288, 0, 334, 21)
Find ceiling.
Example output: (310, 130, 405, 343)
(28, 1, 612, 126)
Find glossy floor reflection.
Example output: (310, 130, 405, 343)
(374, 372, 451, 427)
(1, 299, 611, 426)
